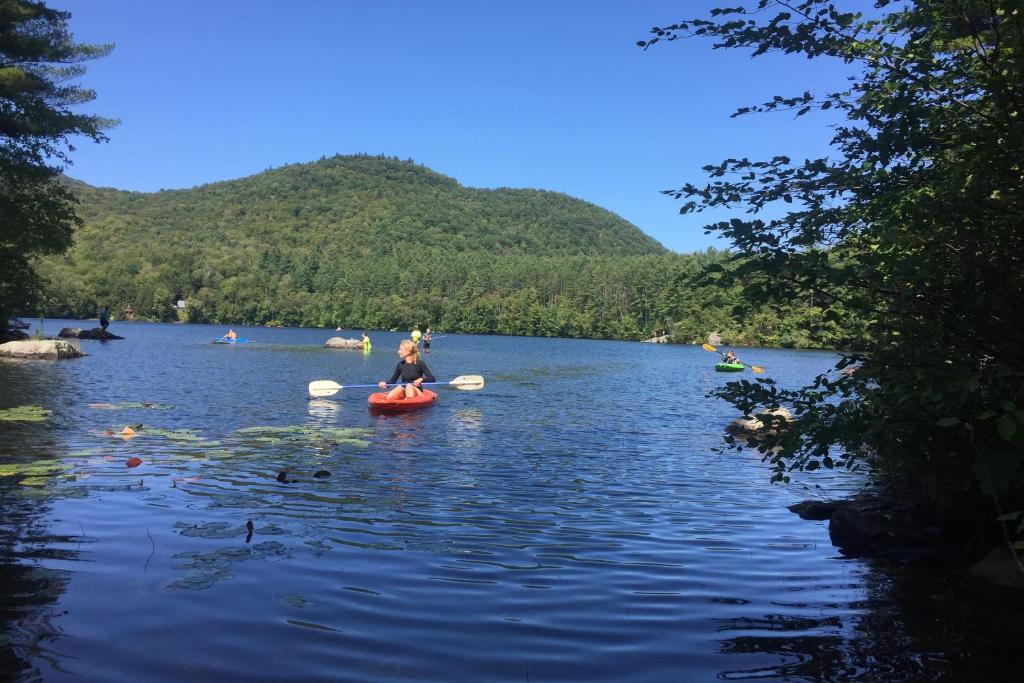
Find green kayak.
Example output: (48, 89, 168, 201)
(715, 362, 745, 372)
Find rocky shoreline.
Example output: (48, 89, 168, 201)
(726, 407, 1024, 597)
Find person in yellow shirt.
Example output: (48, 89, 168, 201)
(361, 330, 371, 352)
(411, 325, 422, 347)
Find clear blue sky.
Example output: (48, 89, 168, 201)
(62, 0, 850, 253)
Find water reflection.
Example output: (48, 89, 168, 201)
(2, 324, 1023, 681)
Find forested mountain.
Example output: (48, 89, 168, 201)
(35, 154, 859, 348)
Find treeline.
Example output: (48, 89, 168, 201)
(37, 246, 864, 349)
(32, 155, 865, 347)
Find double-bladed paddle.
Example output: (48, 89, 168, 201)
(308, 374, 485, 398)
(702, 343, 765, 373)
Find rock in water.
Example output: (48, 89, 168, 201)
(323, 337, 363, 349)
(0, 340, 86, 359)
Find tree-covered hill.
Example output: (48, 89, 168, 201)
(36, 154, 857, 348)
(64, 154, 666, 259)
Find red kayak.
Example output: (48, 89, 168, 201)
(367, 389, 438, 413)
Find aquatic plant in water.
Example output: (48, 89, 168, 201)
(87, 402, 174, 410)
(234, 425, 371, 447)
(0, 406, 50, 422)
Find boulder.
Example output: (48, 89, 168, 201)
(58, 327, 124, 340)
(725, 407, 793, 435)
(0, 339, 86, 359)
(829, 506, 888, 554)
(708, 331, 723, 346)
(963, 545, 1024, 595)
(1, 329, 30, 342)
(788, 499, 849, 521)
(641, 335, 669, 344)
(323, 336, 363, 349)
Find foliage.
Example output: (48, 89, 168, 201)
(33, 155, 861, 347)
(0, 0, 113, 327)
(641, 1, 1024, 519)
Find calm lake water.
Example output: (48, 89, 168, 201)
(0, 321, 1019, 681)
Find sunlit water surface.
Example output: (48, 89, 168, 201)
(1, 321, 1019, 681)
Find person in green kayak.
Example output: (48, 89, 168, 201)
(722, 350, 740, 364)
(379, 339, 435, 400)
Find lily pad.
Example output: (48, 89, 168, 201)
(0, 460, 70, 478)
(234, 425, 371, 447)
(175, 521, 247, 539)
(278, 592, 309, 608)
(0, 406, 50, 422)
(88, 402, 174, 410)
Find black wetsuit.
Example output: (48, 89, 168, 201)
(386, 360, 436, 385)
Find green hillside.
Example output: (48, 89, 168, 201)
(65, 154, 665, 258)
(35, 154, 855, 347)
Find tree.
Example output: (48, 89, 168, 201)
(0, 0, 112, 328)
(641, 1, 1024, 543)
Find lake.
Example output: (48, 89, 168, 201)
(0, 321, 1017, 681)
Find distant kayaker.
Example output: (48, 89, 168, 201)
(99, 306, 110, 332)
(722, 350, 739, 364)
(361, 330, 371, 352)
(221, 329, 237, 341)
(411, 325, 422, 347)
(423, 327, 432, 354)
(379, 339, 435, 400)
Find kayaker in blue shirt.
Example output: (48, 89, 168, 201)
(379, 339, 435, 400)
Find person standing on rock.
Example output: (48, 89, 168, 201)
(99, 306, 110, 333)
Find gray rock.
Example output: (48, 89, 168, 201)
(725, 407, 793, 435)
(788, 500, 847, 521)
(0, 339, 86, 359)
(829, 507, 887, 553)
(58, 327, 124, 340)
(708, 332, 723, 346)
(323, 336, 363, 349)
(964, 545, 1024, 594)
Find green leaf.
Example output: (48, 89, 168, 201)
(936, 417, 959, 427)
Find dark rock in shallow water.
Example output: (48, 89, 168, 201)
(963, 545, 1024, 595)
(313, 470, 331, 478)
(829, 507, 888, 553)
(1, 329, 29, 342)
(789, 500, 849, 521)
(58, 327, 124, 340)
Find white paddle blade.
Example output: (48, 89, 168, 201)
(308, 380, 343, 397)
(449, 375, 485, 390)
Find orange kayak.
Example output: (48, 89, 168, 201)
(367, 389, 438, 413)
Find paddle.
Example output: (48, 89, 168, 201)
(702, 343, 765, 374)
(308, 374, 485, 398)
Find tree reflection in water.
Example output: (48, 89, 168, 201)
(715, 559, 1024, 681)
(0, 483, 76, 681)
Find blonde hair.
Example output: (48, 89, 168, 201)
(400, 339, 419, 362)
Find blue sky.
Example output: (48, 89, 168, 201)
(62, 0, 852, 253)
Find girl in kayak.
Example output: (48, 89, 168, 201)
(379, 339, 435, 399)
(722, 350, 740, 364)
